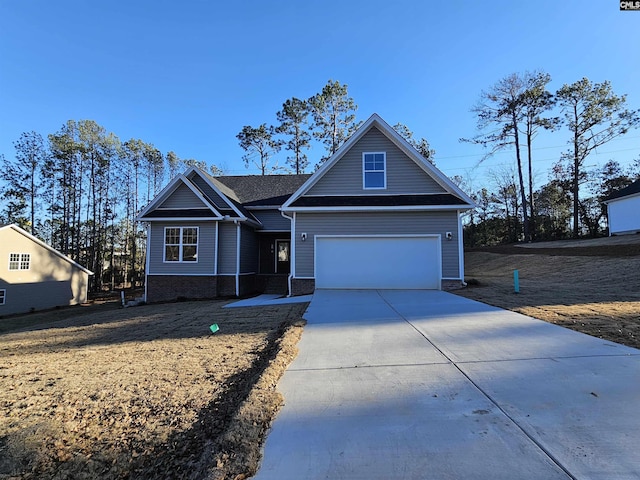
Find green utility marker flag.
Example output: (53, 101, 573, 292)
(210, 324, 219, 334)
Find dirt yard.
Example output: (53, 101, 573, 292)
(0, 299, 307, 480)
(456, 235, 640, 349)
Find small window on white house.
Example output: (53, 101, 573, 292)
(164, 227, 198, 262)
(363, 152, 386, 189)
(0, 289, 5, 305)
(9, 253, 30, 270)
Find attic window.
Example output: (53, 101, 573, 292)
(164, 227, 199, 262)
(363, 152, 386, 189)
(9, 253, 30, 270)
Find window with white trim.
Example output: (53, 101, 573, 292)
(363, 152, 386, 189)
(164, 227, 199, 262)
(9, 253, 30, 270)
(0, 289, 5, 305)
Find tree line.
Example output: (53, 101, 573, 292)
(461, 72, 640, 244)
(1, 75, 637, 293)
(0, 121, 217, 293)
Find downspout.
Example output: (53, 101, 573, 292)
(280, 210, 295, 297)
(214, 221, 219, 275)
(235, 220, 241, 297)
(144, 223, 151, 302)
(457, 210, 467, 286)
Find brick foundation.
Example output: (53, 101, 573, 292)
(442, 279, 465, 291)
(291, 278, 315, 296)
(216, 276, 237, 297)
(146, 275, 218, 303)
(255, 275, 289, 295)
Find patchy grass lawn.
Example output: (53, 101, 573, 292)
(456, 236, 640, 349)
(0, 299, 307, 480)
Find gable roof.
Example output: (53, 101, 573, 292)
(282, 113, 475, 210)
(136, 172, 225, 221)
(604, 179, 640, 203)
(137, 168, 311, 225)
(0, 224, 93, 275)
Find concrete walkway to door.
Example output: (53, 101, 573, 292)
(252, 290, 640, 480)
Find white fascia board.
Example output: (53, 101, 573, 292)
(137, 217, 221, 222)
(137, 173, 188, 219)
(603, 191, 640, 205)
(284, 205, 473, 213)
(282, 113, 477, 209)
(7, 224, 94, 275)
(283, 115, 380, 208)
(136, 174, 224, 221)
(192, 168, 247, 219)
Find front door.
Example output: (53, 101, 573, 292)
(275, 240, 290, 274)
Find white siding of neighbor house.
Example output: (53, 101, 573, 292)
(159, 183, 208, 209)
(252, 210, 291, 231)
(148, 221, 216, 275)
(294, 211, 460, 278)
(240, 224, 258, 273)
(608, 195, 640, 234)
(217, 222, 238, 275)
(306, 126, 446, 196)
(0, 227, 89, 315)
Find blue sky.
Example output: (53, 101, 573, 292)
(1, 1, 638, 190)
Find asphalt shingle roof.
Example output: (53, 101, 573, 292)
(606, 179, 640, 201)
(214, 174, 311, 206)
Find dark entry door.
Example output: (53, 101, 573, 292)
(276, 240, 290, 274)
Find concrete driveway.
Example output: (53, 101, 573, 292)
(252, 290, 640, 480)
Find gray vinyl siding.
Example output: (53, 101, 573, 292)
(295, 211, 460, 278)
(190, 175, 235, 211)
(252, 209, 291, 231)
(240, 225, 258, 273)
(148, 222, 216, 275)
(217, 222, 238, 274)
(159, 183, 207, 209)
(307, 126, 446, 196)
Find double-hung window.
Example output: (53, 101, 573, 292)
(363, 152, 386, 189)
(164, 227, 198, 262)
(9, 253, 30, 270)
(0, 289, 5, 305)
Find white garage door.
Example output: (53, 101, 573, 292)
(315, 236, 441, 289)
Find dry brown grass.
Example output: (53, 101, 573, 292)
(456, 238, 640, 349)
(0, 299, 307, 480)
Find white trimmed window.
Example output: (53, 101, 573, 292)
(164, 227, 198, 262)
(363, 152, 386, 189)
(0, 289, 5, 305)
(9, 253, 30, 270)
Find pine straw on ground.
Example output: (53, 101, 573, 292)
(456, 238, 640, 349)
(0, 299, 307, 480)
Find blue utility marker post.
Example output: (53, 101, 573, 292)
(514, 269, 520, 294)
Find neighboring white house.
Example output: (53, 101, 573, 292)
(0, 224, 93, 316)
(604, 179, 640, 236)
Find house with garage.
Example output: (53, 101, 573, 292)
(604, 179, 640, 235)
(0, 224, 93, 316)
(137, 113, 475, 302)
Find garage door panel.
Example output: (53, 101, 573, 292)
(315, 236, 440, 289)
